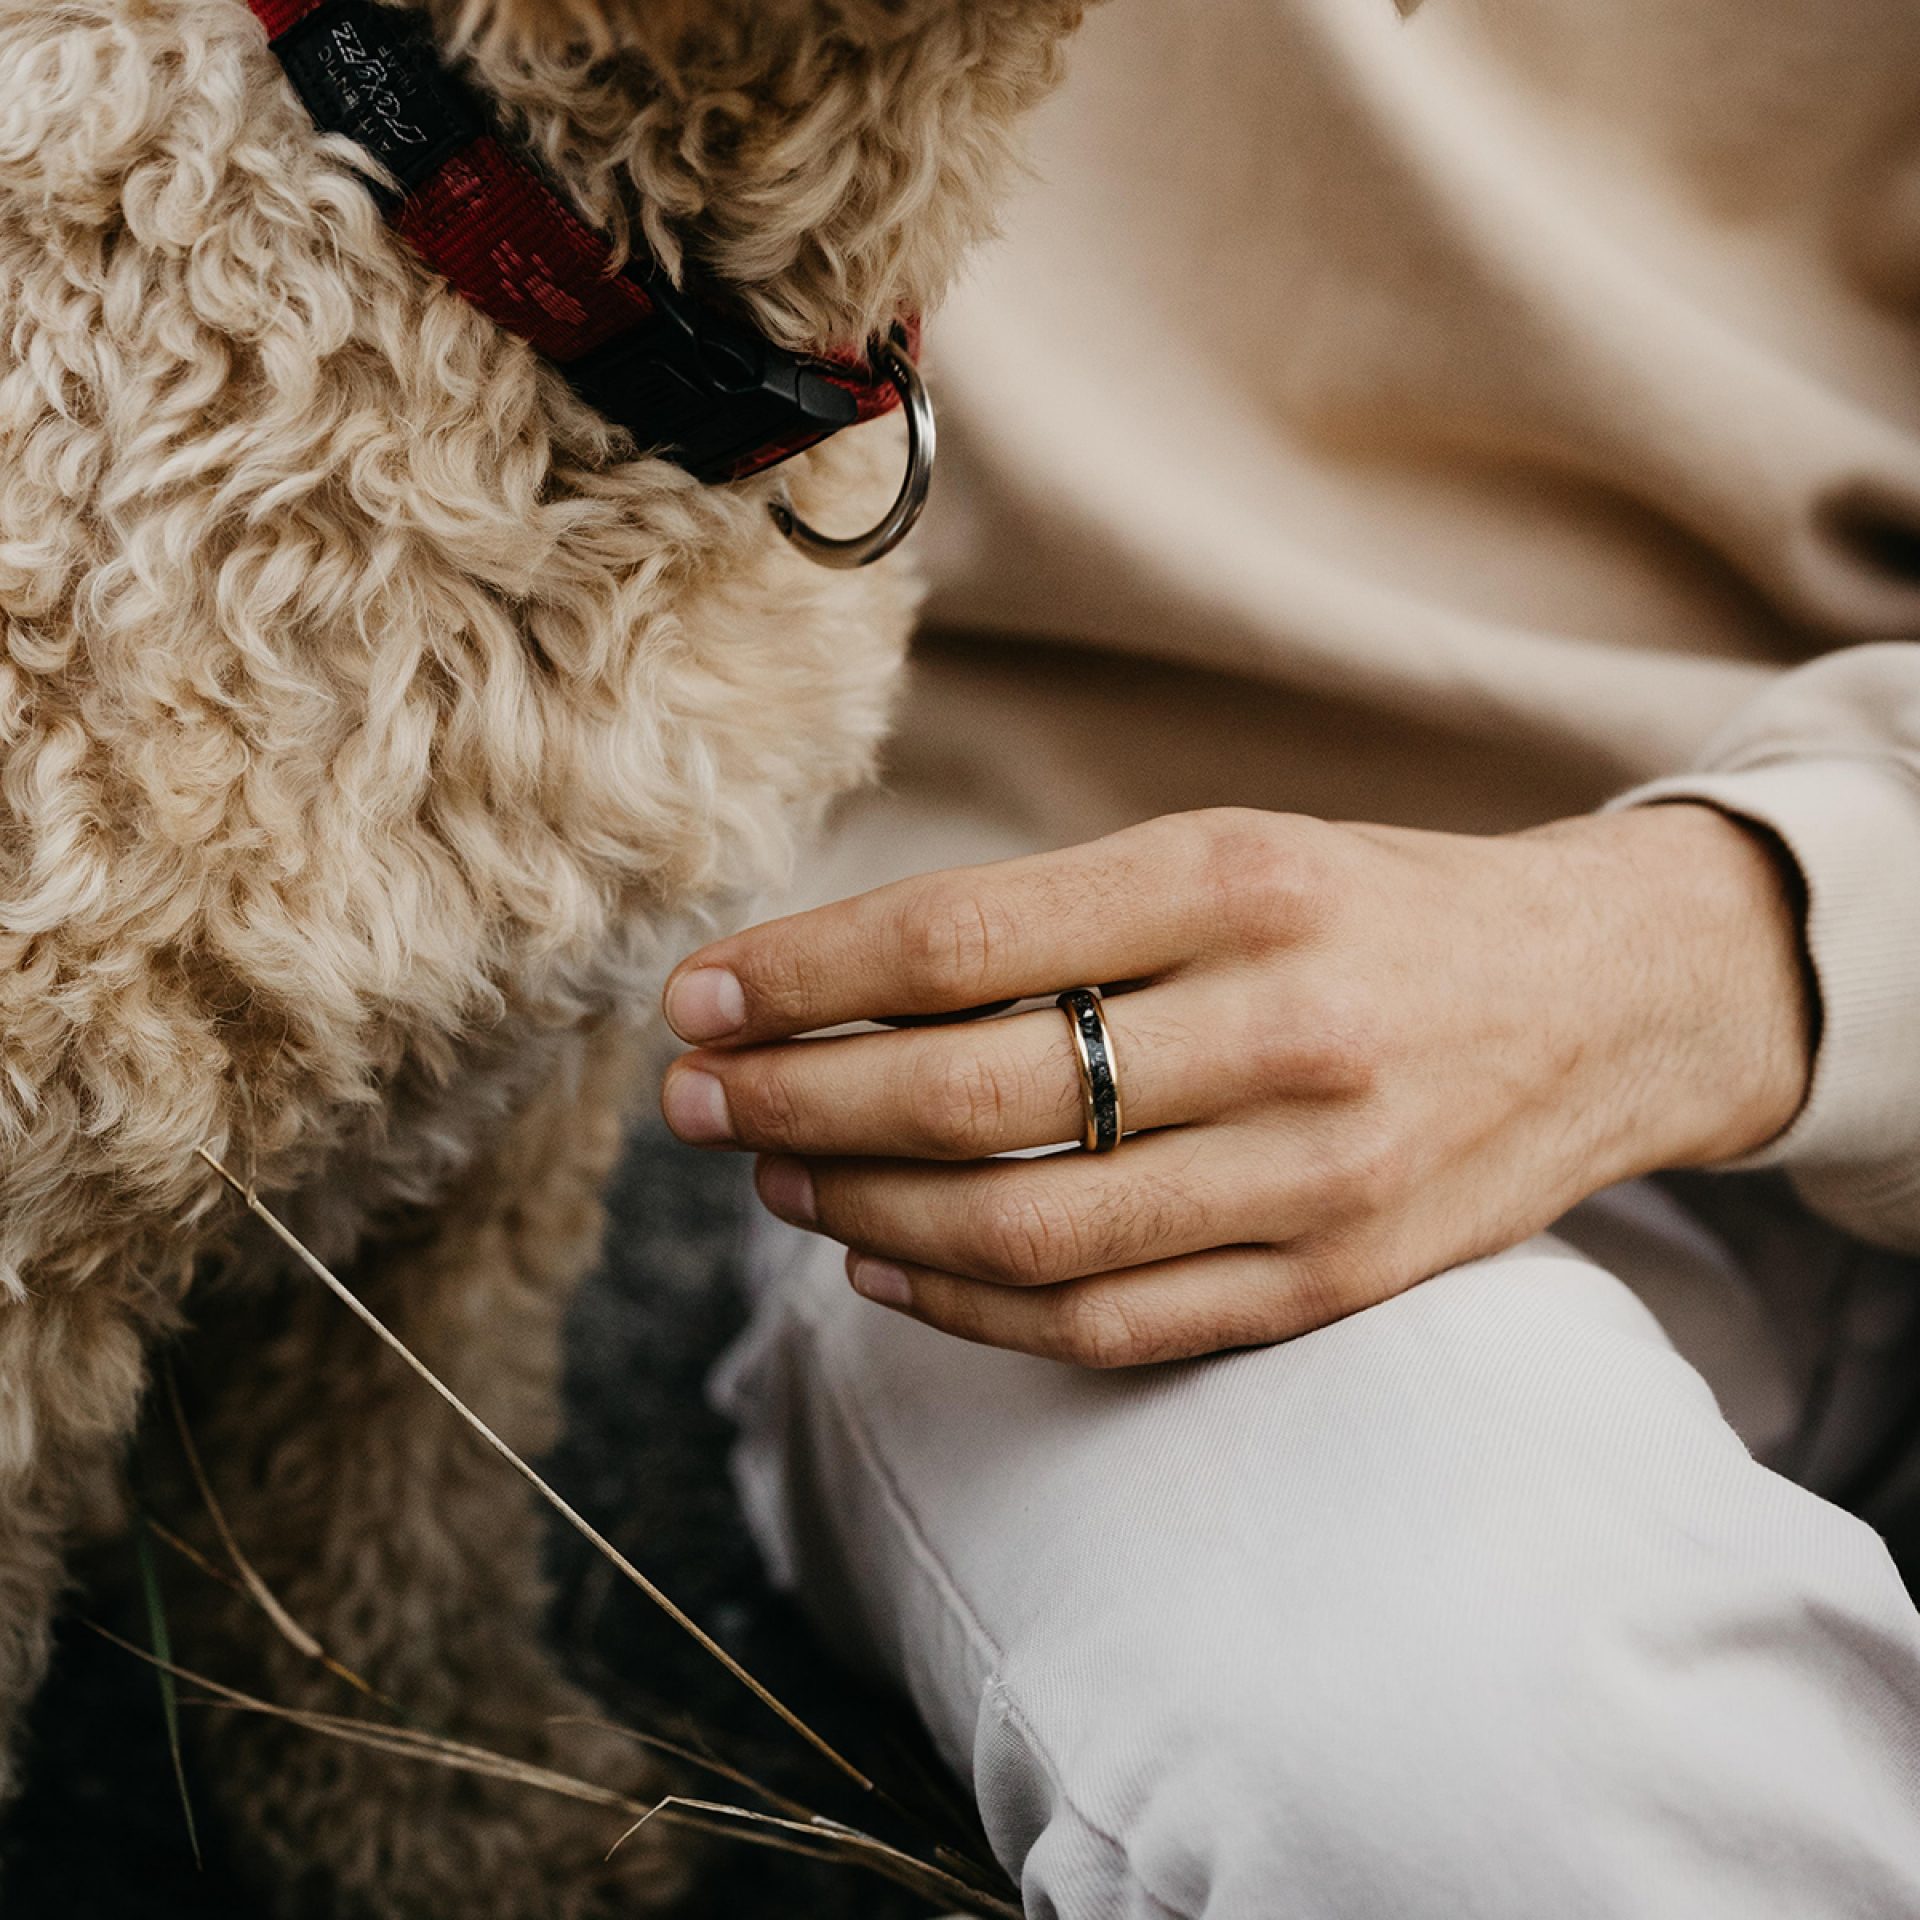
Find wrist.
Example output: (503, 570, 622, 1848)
(1528, 804, 1815, 1174)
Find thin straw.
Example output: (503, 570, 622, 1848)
(196, 1147, 876, 1798)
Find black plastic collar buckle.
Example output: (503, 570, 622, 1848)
(568, 272, 865, 484)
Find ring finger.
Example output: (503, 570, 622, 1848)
(664, 979, 1251, 1160)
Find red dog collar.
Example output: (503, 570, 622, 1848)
(246, 0, 917, 498)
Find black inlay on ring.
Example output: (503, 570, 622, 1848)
(1059, 989, 1120, 1152)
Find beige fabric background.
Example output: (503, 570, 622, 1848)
(719, 26, 1920, 1905)
(834, 0, 1920, 1250)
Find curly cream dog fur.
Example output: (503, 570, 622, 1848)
(0, 0, 1084, 1909)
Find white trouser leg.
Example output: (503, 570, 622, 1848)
(715, 1216, 1920, 1920)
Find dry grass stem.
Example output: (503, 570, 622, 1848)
(92, 1624, 1020, 1917)
(161, 1362, 324, 1662)
(147, 1516, 248, 1597)
(608, 1795, 1023, 1918)
(195, 1146, 876, 1798)
(161, 1360, 402, 1715)
(546, 1714, 819, 1823)
(88, 1623, 648, 1815)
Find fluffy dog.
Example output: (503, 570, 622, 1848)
(0, 0, 1083, 1909)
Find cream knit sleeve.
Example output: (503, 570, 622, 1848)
(1613, 642, 1920, 1251)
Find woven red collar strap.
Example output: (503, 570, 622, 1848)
(246, 0, 913, 487)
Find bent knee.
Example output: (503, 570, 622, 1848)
(966, 1252, 1920, 1917)
(981, 1521, 1920, 1919)
(980, 1618, 1620, 1917)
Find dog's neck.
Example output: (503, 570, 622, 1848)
(249, 0, 909, 482)
(397, 0, 1088, 354)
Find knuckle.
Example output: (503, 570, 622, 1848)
(1139, 808, 1225, 878)
(1051, 1289, 1146, 1370)
(1191, 809, 1331, 943)
(1096, 1174, 1184, 1268)
(970, 1184, 1080, 1285)
(896, 884, 1014, 1004)
(1315, 1120, 1412, 1219)
(734, 1060, 806, 1146)
(735, 935, 811, 1026)
(805, 1164, 860, 1238)
(1240, 1005, 1309, 1091)
(908, 1050, 1011, 1157)
(1285, 1250, 1363, 1331)
(1288, 983, 1388, 1097)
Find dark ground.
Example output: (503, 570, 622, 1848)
(0, 1117, 972, 1918)
(15, 1132, 1916, 1918)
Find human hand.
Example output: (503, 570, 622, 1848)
(659, 805, 1812, 1367)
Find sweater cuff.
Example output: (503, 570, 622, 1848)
(1611, 758, 1920, 1251)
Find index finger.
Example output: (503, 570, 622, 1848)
(663, 815, 1220, 1046)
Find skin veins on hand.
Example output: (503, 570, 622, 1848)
(659, 803, 1814, 1368)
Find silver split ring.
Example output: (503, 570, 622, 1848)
(769, 332, 935, 570)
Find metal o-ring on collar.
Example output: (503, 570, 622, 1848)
(769, 332, 935, 570)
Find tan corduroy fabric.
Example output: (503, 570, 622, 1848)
(877, 0, 1920, 1249)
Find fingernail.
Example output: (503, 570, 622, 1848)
(664, 967, 746, 1043)
(662, 1067, 733, 1144)
(849, 1256, 912, 1310)
(756, 1155, 817, 1226)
